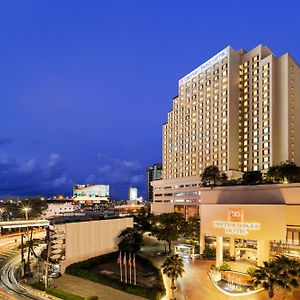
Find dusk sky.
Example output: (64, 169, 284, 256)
(0, 0, 299, 199)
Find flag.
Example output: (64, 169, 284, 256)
(117, 252, 121, 265)
(133, 253, 136, 267)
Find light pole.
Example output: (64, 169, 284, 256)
(22, 207, 31, 235)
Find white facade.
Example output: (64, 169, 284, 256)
(128, 186, 138, 201)
(43, 202, 79, 219)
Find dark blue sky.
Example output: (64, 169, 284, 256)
(0, 0, 299, 199)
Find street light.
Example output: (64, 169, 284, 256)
(22, 206, 31, 234)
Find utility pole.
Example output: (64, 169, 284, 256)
(21, 234, 25, 277)
(45, 227, 51, 289)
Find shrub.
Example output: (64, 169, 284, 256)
(219, 262, 231, 271)
(202, 246, 216, 259)
(66, 252, 165, 300)
(247, 266, 257, 277)
(210, 263, 218, 271)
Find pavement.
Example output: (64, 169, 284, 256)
(141, 235, 300, 300)
(53, 274, 146, 300)
(53, 235, 300, 300)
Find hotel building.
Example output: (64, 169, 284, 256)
(152, 45, 300, 218)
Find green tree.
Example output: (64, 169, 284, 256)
(201, 165, 227, 186)
(180, 217, 200, 241)
(266, 161, 300, 184)
(242, 171, 263, 185)
(161, 255, 184, 300)
(118, 227, 143, 254)
(252, 256, 300, 299)
(151, 213, 183, 254)
(134, 208, 152, 232)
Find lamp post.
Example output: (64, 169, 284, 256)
(22, 207, 31, 235)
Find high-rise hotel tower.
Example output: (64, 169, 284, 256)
(152, 45, 300, 216)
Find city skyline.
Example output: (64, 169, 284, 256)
(1, 0, 300, 199)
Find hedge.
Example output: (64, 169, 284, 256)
(31, 282, 98, 300)
(65, 252, 165, 300)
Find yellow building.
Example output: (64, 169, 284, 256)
(200, 183, 300, 266)
(152, 45, 300, 218)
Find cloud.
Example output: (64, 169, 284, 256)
(85, 153, 146, 199)
(0, 153, 73, 197)
(0, 137, 13, 146)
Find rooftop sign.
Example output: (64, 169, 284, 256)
(179, 47, 229, 86)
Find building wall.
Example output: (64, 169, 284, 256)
(161, 44, 300, 184)
(57, 217, 133, 272)
(43, 202, 78, 219)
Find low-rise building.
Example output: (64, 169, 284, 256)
(50, 216, 133, 272)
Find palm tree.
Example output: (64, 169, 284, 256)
(252, 256, 300, 299)
(275, 256, 300, 299)
(161, 255, 184, 300)
(118, 227, 143, 254)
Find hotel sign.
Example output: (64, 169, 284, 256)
(179, 47, 229, 85)
(213, 208, 261, 235)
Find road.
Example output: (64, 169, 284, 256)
(0, 231, 52, 300)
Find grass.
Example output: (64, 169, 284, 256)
(31, 282, 98, 300)
(65, 251, 165, 300)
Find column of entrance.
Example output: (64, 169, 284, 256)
(216, 236, 223, 267)
(257, 240, 270, 266)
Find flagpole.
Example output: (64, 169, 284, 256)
(124, 252, 127, 283)
(129, 252, 132, 284)
(133, 253, 136, 285)
(119, 252, 123, 282)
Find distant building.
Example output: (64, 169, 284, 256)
(128, 186, 138, 201)
(73, 184, 109, 204)
(146, 163, 162, 201)
(43, 200, 80, 219)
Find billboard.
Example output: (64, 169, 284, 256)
(73, 184, 109, 203)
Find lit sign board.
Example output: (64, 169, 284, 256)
(213, 208, 261, 235)
(214, 221, 260, 235)
(179, 47, 229, 85)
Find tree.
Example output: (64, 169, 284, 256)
(151, 213, 183, 254)
(252, 256, 300, 299)
(200, 165, 227, 186)
(266, 161, 300, 184)
(161, 255, 184, 300)
(242, 171, 263, 185)
(118, 227, 143, 254)
(180, 217, 200, 241)
(134, 208, 152, 232)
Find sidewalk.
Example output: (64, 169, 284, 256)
(53, 274, 146, 300)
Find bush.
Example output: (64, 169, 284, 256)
(219, 262, 231, 271)
(202, 246, 216, 259)
(210, 263, 218, 271)
(247, 266, 257, 277)
(66, 252, 165, 300)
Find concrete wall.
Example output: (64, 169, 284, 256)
(57, 217, 133, 272)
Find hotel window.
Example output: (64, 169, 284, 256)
(263, 149, 269, 155)
(263, 64, 269, 70)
